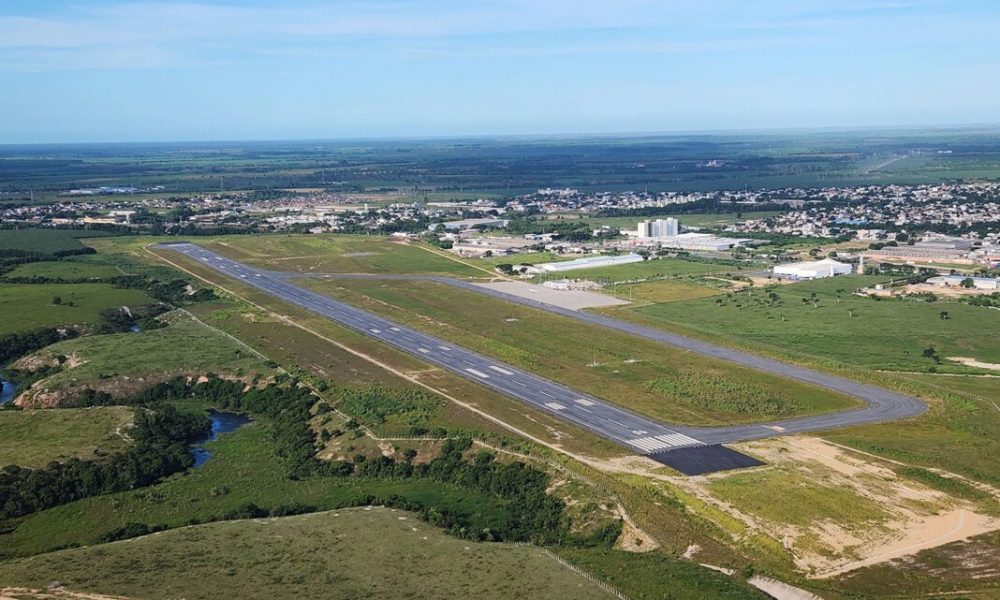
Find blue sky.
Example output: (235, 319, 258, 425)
(1, 1, 998, 143)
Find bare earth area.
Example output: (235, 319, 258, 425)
(475, 281, 631, 310)
(947, 356, 1000, 372)
(573, 436, 999, 580)
(720, 437, 1000, 578)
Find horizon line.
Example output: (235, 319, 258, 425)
(3, 122, 1000, 148)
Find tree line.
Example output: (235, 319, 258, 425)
(0, 404, 209, 519)
(45, 375, 619, 547)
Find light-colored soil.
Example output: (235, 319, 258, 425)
(614, 503, 659, 553)
(904, 283, 997, 298)
(574, 437, 1000, 579)
(1, 588, 132, 600)
(723, 437, 1000, 578)
(947, 356, 1000, 371)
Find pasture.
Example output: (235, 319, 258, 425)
(630, 275, 1000, 373)
(0, 283, 154, 335)
(0, 229, 111, 254)
(0, 508, 616, 600)
(0, 406, 133, 468)
(548, 256, 742, 284)
(4, 260, 121, 279)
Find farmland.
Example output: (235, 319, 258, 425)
(299, 277, 856, 425)
(0, 508, 620, 600)
(0, 283, 154, 335)
(0, 406, 133, 468)
(0, 229, 111, 254)
(4, 259, 121, 279)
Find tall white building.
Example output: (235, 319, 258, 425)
(637, 218, 679, 238)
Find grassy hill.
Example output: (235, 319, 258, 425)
(0, 507, 616, 600)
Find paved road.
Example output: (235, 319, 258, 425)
(162, 243, 926, 452)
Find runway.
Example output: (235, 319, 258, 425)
(289, 271, 928, 446)
(159, 243, 927, 469)
(162, 243, 712, 457)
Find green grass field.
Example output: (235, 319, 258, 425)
(604, 279, 724, 304)
(708, 470, 891, 533)
(0, 283, 154, 335)
(0, 506, 766, 600)
(824, 373, 1000, 486)
(203, 235, 484, 277)
(0, 508, 616, 600)
(628, 275, 1000, 373)
(0, 406, 133, 468)
(4, 260, 121, 279)
(14, 311, 273, 403)
(557, 256, 743, 283)
(0, 229, 112, 254)
(300, 278, 856, 425)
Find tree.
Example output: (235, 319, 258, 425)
(960, 277, 975, 289)
(52, 296, 62, 305)
(939, 311, 949, 320)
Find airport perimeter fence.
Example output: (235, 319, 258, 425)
(504, 542, 630, 600)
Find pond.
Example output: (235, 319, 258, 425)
(0, 380, 19, 405)
(190, 410, 251, 467)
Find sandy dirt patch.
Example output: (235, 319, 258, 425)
(722, 437, 1000, 578)
(614, 503, 659, 553)
(1, 588, 132, 600)
(475, 281, 630, 310)
(947, 356, 1000, 372)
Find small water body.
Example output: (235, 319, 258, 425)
(0, 380, 19, 405)
(190, 410, 251, 467)
(128, 324, 141, 333)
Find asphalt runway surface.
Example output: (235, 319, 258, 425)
(160, 243, 927, 472)
(163, 243, 714, 457)
(292, 272, 927, 446)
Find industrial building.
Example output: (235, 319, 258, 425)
(773, 258, 854, 280)
(432, 218, 509, 231)
(653, 232, 754, 252)
(927, 275, 1000, 291)
(535, 253, 644, 272)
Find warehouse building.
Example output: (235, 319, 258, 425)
(927, 275, 1000, 291)
(536, 253, 644, 273)
(773, 258, 853, 280)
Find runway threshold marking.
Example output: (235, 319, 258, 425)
(465, 368, 490, 379)
(544, 402, 567, 411)
(629, 433, 703, 452)
(488, 365, 514, 375)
